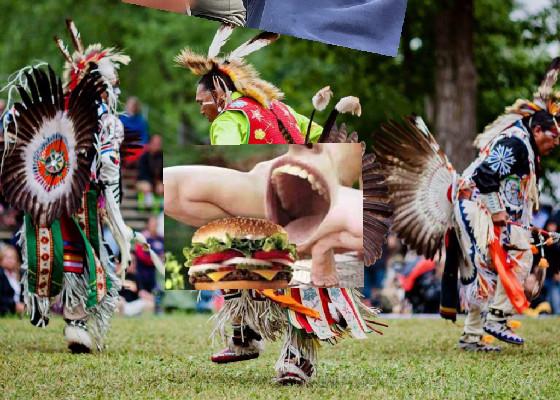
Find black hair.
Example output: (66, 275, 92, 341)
(197, 68, 236, 93)
(523, 110, 556, 132)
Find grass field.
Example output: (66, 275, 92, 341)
(1, 314, 559, 399)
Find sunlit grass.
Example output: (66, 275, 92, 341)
(1, 314, 559, 399)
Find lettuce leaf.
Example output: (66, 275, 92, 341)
(183, 233, 297, 267)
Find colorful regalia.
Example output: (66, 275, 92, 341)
(370, 58, 560, 351)
(175, 24, 327, 144)
(201, 122, 390, 384)
(0, 20, 161, 353)
(169, 25, 392, 382)
(210, 287, 384, 384)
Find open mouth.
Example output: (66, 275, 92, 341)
(266, 159, 332, 245)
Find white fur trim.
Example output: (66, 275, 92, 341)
(64, 324, 93, 350)
(227, 337, 264, 355)
(275, 362, 311, 383)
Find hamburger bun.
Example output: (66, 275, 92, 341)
(192, 217, 287, 244)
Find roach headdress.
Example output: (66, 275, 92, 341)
(55, 19, 130, 96)
(175, 24, 282, 108)
(475, 57, 560, 149)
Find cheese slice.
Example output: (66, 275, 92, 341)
(206, 271, 232, 282)
(253, 270, 280, 281)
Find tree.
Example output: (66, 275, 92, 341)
(433, 0, 477, 171)
(0, 0, 557, 172)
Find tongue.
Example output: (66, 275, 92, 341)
(284, 214, 324, 245)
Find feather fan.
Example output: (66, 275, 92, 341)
(362, 153, 393, 266)
(372, 116, 455, 259)
(0, 66, 105, 226)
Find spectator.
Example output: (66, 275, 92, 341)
(118, 254, 155, 316)
(543, 216, 560, 314)
(137, 134, 163, 211)
(134, 216, 164, 293)
(0, 193, 20, 230)
(0, 244, 24, 316)
(119, 96, 149, 145)
(400, 258, 442, 314)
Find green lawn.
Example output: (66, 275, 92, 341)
(1, 314, 559, 399)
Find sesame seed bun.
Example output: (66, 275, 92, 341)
(192, 217, 287, 244)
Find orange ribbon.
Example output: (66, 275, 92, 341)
(488, 226, 529, 313)
(260, 289, 321, 319)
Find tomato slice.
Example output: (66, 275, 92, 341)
(193, 250, 244, 265)
(252, 250, 293, 261)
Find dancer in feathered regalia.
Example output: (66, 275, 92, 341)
(165, 94, 392, 382)
(0, 20, 161, 353)
(371, 58, 560, 351)
(175, 24, 362, 145)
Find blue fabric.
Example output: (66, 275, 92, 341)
(119, 113, 150, 144)
(244, 0, 265, 27)
(246, 0, 407, 57)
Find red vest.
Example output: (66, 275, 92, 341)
(225, 97, 304, 144)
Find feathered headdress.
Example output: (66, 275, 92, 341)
(174, 24, 282, 108)
(474, 58, 560, 149)
(54, 19, 130, 94)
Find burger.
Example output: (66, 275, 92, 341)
(184, 217, 296, 290)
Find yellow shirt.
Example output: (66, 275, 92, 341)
(210, 93, 323, 145)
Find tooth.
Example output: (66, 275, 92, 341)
(315, 181, 324, 193)
(288, 166, 301, 176)
(297, 169, 308, 179)
(307, 174, 316, 185)
(273, 165, 287, 176)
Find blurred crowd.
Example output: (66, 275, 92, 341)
(362, 206, 560, 316)
(0, 96, 165, 318)
(1, 94, 560, 318)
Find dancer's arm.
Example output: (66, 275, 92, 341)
(122, 0, 188, 13)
